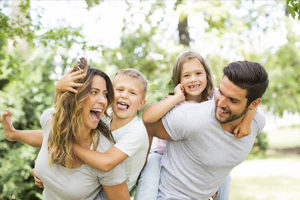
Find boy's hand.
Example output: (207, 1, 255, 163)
(1, 110, 17, 141)
(173, 84, 185, 103)
(32, 168, 44, 188)
(56, 68, 86, 93)
(233, 124, 251, 139)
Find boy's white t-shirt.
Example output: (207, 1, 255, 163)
(103, 109, 149, 191)
(35, 108, 126, 200)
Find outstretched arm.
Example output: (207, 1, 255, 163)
(234, 108, 257, 138)
(142, 84, 185, 123)
(73, 145, 128, 172)
(1, 110, 43, 147)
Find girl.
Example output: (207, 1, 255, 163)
(1, 58, 130, 200)
(134, 50, 255, 200)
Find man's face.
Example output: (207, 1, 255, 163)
(215, 76, 249, 124)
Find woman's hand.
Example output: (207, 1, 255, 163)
(56, 68, 86, 93)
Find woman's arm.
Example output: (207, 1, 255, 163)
(102, 182, 130, 200)
(73, 144, 128, 172)
(1, 110, 43, 147)
(143, 84, 185, 123)
(234, 108, 257, 138)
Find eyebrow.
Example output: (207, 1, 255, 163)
(219, 88, 240, 103)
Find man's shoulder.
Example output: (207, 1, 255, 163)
(172, 100, 214, 115)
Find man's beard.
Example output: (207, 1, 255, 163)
(215, 102, 248, 124)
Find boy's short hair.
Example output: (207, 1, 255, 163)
(114, 68, 148, 98)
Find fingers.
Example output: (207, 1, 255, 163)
(71, 72, 86, 81)
(32, 169, 44, 188)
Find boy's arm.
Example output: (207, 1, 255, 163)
(73, 145, 128, 172)
(234, 108, 257, 138)
(102, 182, 130, 200)
(1, 110, 43, 147)
(142, 84, 185, 123)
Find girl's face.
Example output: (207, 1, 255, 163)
(180, 58, 207, 102)
(82, 75, 108, 131)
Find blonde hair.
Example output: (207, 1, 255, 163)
(48, 58, 115, 168)
(172, 50, 214, 101)
(114, 68, 148, 99)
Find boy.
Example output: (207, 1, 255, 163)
(1, 68, 149, 196)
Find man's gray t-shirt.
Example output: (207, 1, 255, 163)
(159, 100, 266, 200)
(35, 108, 126, 200)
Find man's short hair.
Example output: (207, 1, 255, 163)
(223, 61, 269, 106)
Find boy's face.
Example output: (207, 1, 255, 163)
(112, 75, 146, 120)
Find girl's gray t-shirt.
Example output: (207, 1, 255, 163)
(35, 108, 126, 200)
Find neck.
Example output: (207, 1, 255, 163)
(110, 114, 135, 131)
(186, 94, 203, 103)
(220, 117, 244, 133)
(75, 125, 91, 145)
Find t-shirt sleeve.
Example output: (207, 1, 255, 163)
(98, 163, 127, 186)
(161, 105, 189, 141)
(40, 107, 55, 134)
(252, 108, 266, 136)
(114, 125, 147, 157)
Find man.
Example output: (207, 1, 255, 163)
(144, 61, 269, 200)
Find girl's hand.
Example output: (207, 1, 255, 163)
(173, 84, 185, 103)
(233, 124, 251, 139)
(0, 109, 17, 141)
(56, 68, 86, 93)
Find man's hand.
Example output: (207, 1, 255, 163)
(32, 168, 44, 188)
(1, 109, 17, 141)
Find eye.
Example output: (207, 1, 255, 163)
(230, 98, 239, 104)
(130, 91, 136, 95)
(196, 72, 202, 75)
(91, 90, 98, 95)
(183, 74, 189, 78)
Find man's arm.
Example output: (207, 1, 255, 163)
(73, 145, 128, 172)
(1, 110, 43, 147)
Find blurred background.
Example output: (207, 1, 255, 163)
(0, 0, 299, 199)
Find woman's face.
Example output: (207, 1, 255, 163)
(180, 58, 207, 101)
(82, 75, 108, 130)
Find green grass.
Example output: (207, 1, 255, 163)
(231, 176, 300, 200)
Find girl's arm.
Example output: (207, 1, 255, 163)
(73, 144, 128, 172)
(234, 108, 257, 138)
(1, 110, 43, 147)
(103, 182, 130, 200)
(143, 84, 185, 124)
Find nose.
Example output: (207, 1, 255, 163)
(97, 93, 107, 105)
(120, 91, 128, 99)
(190, 74, 197, 82)
(217, 95, 227, 108)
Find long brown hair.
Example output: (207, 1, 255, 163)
(48, 58, 114, 168)
(172, 50, 214, 101)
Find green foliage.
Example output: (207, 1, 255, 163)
(287, 0, 300, 20)
(249, 131, 269, 158)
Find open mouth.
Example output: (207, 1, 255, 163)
(188, 84, 200, 89)
(90, 108, 103, 121)
(117, 101, 129, 110)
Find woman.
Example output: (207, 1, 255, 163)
(33, 58, 129, 199)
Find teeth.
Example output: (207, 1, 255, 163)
(91, 108, 103, 112)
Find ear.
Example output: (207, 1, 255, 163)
(138, 99, 146, 111)
(248, 98, 261, 110)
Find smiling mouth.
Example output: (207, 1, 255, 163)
(90, 108, 103, 121)
(117, 102, 129, 110)
(188, 84, 200, 89)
